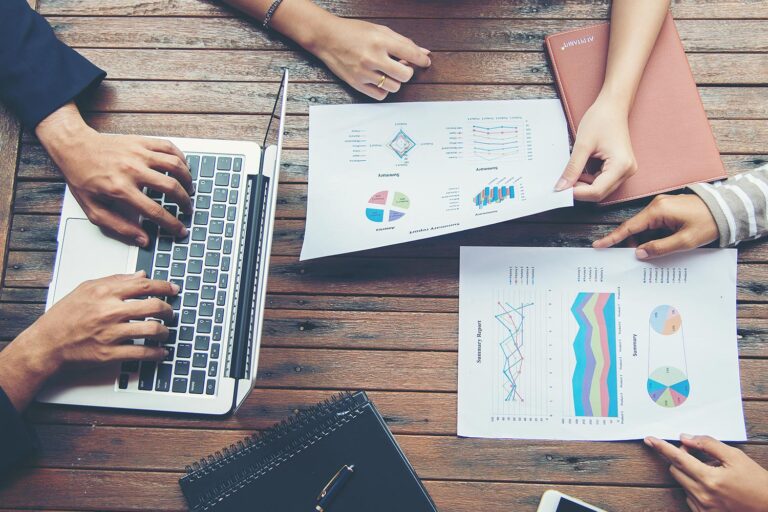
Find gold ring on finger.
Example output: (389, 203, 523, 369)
(376, 74, 387, 89)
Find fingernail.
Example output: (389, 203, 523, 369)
(425, 58, 432, 67)
(170, 283, 181, 294)
(136, 235, 148, 247)
(680, 433, 694, 440)
(643, 437, 654, 447)
(133, 270, 145, 277)
(554, 178, 569, 192)
(636, 248, 649, 260)
(164, 349, 171, 357)
(180, 227, 188, 236)
(419, 47, 431, 55)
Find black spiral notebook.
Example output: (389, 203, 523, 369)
(179, 391, 437, 512)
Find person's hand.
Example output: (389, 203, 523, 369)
(0, 271, 175, 410)
(593, 194, 719, 259)
(36, 102, 193, 247)
(645, 435, 768, 512)
(306, 16, 431, 101)
(554, 95, 638, 201)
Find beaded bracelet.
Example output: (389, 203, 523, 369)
(262, 0, 285, 29)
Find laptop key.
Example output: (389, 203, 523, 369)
(213, 325, 222, 342)
(229, 189, 238, 204)
(205, 252, 220, 267)
(155, 363, 172, 392)
(181, 309, 196, 324)
(185, 275, 201, 290)
(164, 346, 175, 361)
(172, 377, 188, 393)
(179, 213, 192, 229)
(167, 328, 178, 344)
(192, 227, 207, 241)
(187, 155, 200, 179)
(201, 156, 215, 177)
(193, 353, 208, 368)
(211, 344, 220, 359)
(201, 285, 216, 300)
(226, 206, 236, 221)
(118, 373, 129, 389)
(206, 379, 216, 395)
(233, 157, 242, 172)
(195, 335, 210, 351)
(223, 239, 232, 255)
(196, 195, 211, 209)
(153, 269, 169, 281)
(213, 188, 228, 202)
(215, 172, 230, 187)
(225, 223, 234, 238)
(138, 362, 156, 390)
(164, 204, 177, 218)
(167, 294, 181, 310)
(210, 220, 224, 235)
(217, 291, 226, 306)
(173, 246, 188, 260)
(219, 274, 228, 289)
(194, 211, 209, 225)
(215, 308, 224, 323)
(197, 319, 212, 334)
(136, 220, 157, 276)
(170, 278, 184, 292)
(188, 259, 203, 274)
(221, 257, 230, 272)
(198, 179, 213, 193)
(190, 243, 205, 258)
(207, 236, 222, 251)
(171, 262, 185, 277)
(190, 371, 206, 394)
(200, 302, 214, 317)
(179, 326, 194, 341)
(203, 268, 218, 283)
(156, 253, 171, 268)
(208, 361, 218, 377)
(157, 237, 173, 251)
(183, 292, 199, 308)
(217, 156, 232, 170)
(232, 173, 240, 187)
(177, 343, 192, 358)
(211, 204, 226, 219)
(166, 312, 179, 328)
(174, 360, 190, 376)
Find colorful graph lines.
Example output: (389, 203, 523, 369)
(496, 301, 533, 402)
(571, 292, 618, 417)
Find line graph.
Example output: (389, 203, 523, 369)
(471, 118, 532, 161)
(495, 301, 533, 402)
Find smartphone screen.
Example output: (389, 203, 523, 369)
(556, 497, 597, 512)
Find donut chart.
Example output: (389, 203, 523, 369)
(647, 366, 690, 408)
(650, 305, 682, 335)
(365, 190, 410, 223)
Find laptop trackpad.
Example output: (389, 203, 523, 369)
(52, 218, 133, 304)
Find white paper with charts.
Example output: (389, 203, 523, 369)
(300, 100, 573, 260)
(457, 247, 746, 441)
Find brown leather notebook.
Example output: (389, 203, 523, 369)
(545, 13, 726, 205)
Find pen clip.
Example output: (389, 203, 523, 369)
(317, 465, 349, 500)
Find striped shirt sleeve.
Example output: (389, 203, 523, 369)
(689, 165, 768, 247)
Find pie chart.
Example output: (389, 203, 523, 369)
(650, 305, 682, 335)
(647, 366, 690, 408)
(365, 190, 410, 223)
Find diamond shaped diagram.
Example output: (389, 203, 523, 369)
(387, 129, 416, 159)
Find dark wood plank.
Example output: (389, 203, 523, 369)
(72, 49, 768, 85)
(37, 0, 768, 19)
(48, 17, 768, 53)
(0, 106, 20, 291)
(0, 468, 693, 512)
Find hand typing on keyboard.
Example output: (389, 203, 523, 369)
(0, 271, 176, 411)
(35, 102, 193, 247)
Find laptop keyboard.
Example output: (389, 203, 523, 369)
(118, 153, 244, 396)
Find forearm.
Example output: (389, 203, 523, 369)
(689, 166, 768, 247)
(0, 325, 57, 412)
(600, 0, 671, 112)
(221, 0, 336, 51)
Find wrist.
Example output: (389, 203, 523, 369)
(269, 0, 338, 54)
(595, 86, 633, 117)
(35, 102, 94, 158)
(9, 325, 62, 380)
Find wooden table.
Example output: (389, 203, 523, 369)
(0, 1, 767, 510)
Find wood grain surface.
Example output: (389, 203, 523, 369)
(0, 1, 766, 511)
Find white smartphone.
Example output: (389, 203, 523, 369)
(536, 490, 606, 512)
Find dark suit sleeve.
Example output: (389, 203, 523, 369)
(0, 0, 106, 131)
(0, 386, 37, 475)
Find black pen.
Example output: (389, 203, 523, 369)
(315, 464, 354, 512)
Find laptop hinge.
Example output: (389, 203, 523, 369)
(228, 149, 270, 382)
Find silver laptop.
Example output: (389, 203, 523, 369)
(38, 72, 289, 415)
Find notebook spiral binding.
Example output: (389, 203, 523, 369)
(184, 391, 363, 477)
